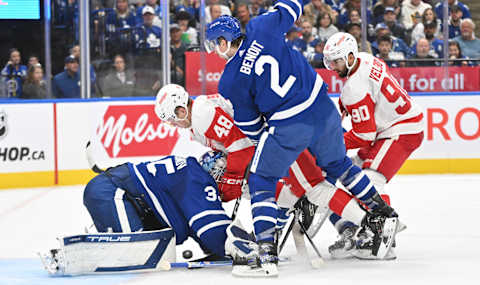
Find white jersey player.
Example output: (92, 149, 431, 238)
(154, 84, 373, 242)
(324, 32, 424, 259)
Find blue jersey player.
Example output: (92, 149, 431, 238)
(205, 1, 400, 275)
(83, 154, 232, 258)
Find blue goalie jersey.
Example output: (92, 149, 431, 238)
(218, 0, 327, 140)
(127, 156, 231, 253)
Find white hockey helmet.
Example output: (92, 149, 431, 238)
(154, 84, 190, 122)
(323, 32, 358, 71)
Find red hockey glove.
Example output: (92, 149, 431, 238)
(218, 173, 244, 202)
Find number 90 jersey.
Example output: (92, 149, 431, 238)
(340, 52, 424, 149)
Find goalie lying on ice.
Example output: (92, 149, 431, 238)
(40, 153, 257, 275)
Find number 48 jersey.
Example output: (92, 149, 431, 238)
(340, 52, 424, 149)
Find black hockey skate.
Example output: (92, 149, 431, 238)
(355, 211, 398, 259)
(328, 225, 359, 259)
(295, 196, 321, 237)
(367, 193, 398, 218)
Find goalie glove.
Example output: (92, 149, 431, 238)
(218, 173, 244, 202)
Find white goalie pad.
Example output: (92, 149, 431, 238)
(39, 229, 176, 276)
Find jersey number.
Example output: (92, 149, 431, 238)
(380, 75, 411, 115)
(351, 105, 370, 123)
(204, 186, 220, 202)
(213, 115, 233, 138)
(146, 157, 175, 176)
(255, 55, 296, 98)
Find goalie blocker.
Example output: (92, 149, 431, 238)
(39, 229, 176, 276)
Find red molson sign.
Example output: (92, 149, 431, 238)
(96, 105, 179, 158)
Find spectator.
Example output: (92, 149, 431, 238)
(316, 12, 339, 42)
(448, 40, 469, 66)
(446, 5, 463, 39)
(381, 6, 409, 45)
(453, 19, 480, 60)
(346, 22, 372, 54)
(435, 0, 470, 23)
(347, 9, 361, 25)
(22, 65, 47, 99)
(376, 35, 405, 67)
(400, 0, 431, 30)
(106, 0, 136, 35)
(372, 23, 413, 58)
(101, 54, 135, 97)
(285, 26, 301, 50)
(338, 0, 372, 30)
(170, 24, 187, 86)
(293, 19, 316, 55)
(235, 3, 251, 34)
(409, 38, 438, 66)
(304, 0, 337, 28)
(411, 21, 444, 59)
(373, 0, 399, 24)
(133, 6, 162, 96)
(175, 0, 200, 20)
(133, 6, 162, 52)
(176, 10, 198, 46)
(209, 4, 223, 24)
(27, 55, 41, 68)
(1, 48, 27, 99)
(205, 0, 231, 24)
(136, 0, 162, 27)
(305, 38, 326, 68)
(52, 55, 80, 98)
(411, 7, 442, 45)
(249, 0, 269, 17)
(70, 44, 97, 96)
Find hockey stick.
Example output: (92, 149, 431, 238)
(159, 256, 291, 270)
(278, 214, 295, 254)
(231, 198, 241, 221)
(293, 210, 324, 268)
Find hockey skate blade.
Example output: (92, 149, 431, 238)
(232, 264, 278, 277)
(376, 217, 398, 259)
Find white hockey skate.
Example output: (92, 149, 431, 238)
(231, 241, 278, 277)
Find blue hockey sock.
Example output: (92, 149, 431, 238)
(249, 173, 278, 242)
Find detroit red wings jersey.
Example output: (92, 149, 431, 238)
(189, 94, 325, 203)
(340, 52, 424, 149)
(190, 94, 255, 176)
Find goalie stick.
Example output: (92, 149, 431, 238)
(158, 256, 291, 270)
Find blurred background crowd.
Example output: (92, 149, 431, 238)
(1, 0, 479, 99)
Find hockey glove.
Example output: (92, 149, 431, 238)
(218, 173, 244, 202)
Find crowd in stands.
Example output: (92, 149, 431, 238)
(1, 0, 479, 99)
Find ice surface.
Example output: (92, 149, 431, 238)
(1, 174, 479, 285)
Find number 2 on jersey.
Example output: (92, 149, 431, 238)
(255, 55, 296, 98)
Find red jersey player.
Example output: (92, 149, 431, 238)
(153, 84, 371, 242)
(323, 32, 424, 259)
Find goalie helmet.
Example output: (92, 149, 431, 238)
(199, 151, 227, 183)
(154, 84, 189, 122)
(323, 32, 358, 71)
